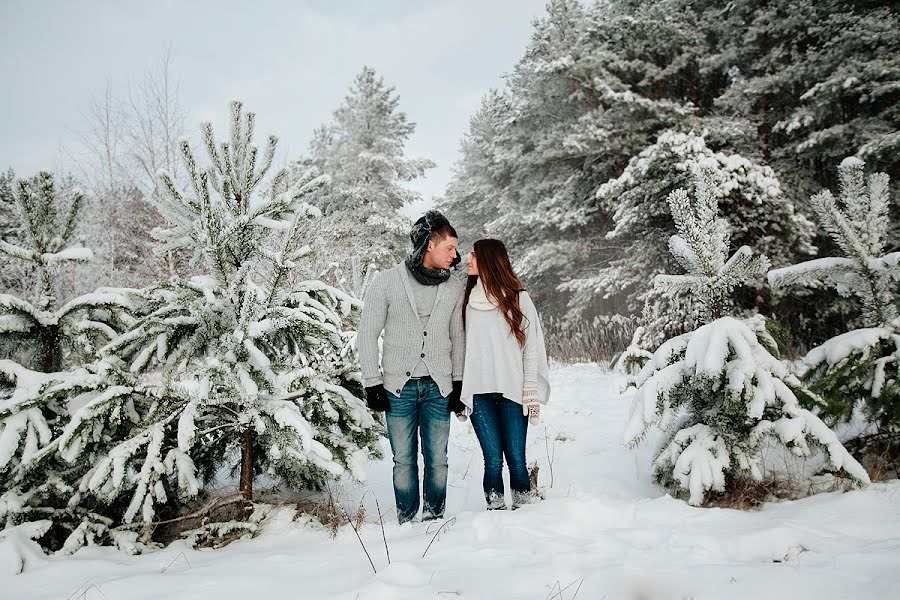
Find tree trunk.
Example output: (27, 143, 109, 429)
(759, 78, 772, 164)
(41, 326, 57, 373)
(655, 78, 666, 100)
(758, 3, 772, 163)
(239, 427, 254, 516)
(688, 66, 700, 107)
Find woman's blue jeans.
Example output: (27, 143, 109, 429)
(470, 393, 531, 509)
(385, 377, 450, 524)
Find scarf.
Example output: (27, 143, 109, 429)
(468, 278, 499, 311)
(405, 258, 453, 286)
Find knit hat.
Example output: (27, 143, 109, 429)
(407, 210, 461, 270)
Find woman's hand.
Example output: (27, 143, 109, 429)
(522, 389, 540, 425)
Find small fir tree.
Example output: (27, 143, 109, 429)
(46, 102, 383, 536)
(0, 172, 135, 372)
(769, 158, 899, 456)
(624, 170, 869, 505)
(653, 168, 772, 323)
(0, 172, 137, 552)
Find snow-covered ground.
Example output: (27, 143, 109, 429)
(3, 364, 899, 599)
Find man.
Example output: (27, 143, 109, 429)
(357, 210, 466, 523)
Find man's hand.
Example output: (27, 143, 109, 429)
(447, 381, 465, 414)
(365, 386, 390, 412)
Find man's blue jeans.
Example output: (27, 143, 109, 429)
(470, 393, 531, 509)
(385, 377, 450, 523)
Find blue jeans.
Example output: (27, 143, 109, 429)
(385, 377, 450, 523)
(470, 393, 531, 509)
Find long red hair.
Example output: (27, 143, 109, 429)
(462, 238, 527, 347)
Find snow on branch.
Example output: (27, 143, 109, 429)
(624, 316, 870, 505)
(768, 158, 898, 327)
(654, 168, 770, 323)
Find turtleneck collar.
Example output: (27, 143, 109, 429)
(469, 278, 499, 311)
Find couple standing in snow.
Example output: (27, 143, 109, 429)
(357, 210, 551, 524)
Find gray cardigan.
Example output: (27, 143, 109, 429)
(357, 263, 465, 397)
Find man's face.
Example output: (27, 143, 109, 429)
(424, 235, 458, 270)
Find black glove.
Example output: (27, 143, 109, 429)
(365, 386, 390, 412)
(447, 381, 465, 414)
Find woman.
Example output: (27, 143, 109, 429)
(460, 238, 550, 510)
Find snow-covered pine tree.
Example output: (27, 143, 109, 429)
(0, 168, 15, 228)
(715, 1, 899, 192)
(294, 66, 432, 280)
(0, 171, 135, 371)
(654, 168, 773, 322)
(0, 172, 138, 552)
(60, 101, 382, 529)
(769, 158, 899, 454)
(769, 158, 898, 327)
(441, 0, 893, 353)
(442, 0, 702, 324)
(579, 130, 816, 347)
(440, 90, 515, 246)
(624, 169, 869, 505)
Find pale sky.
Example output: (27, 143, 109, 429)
(0, 0, 548, 217)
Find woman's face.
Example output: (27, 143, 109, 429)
(466, 250, 479, 276)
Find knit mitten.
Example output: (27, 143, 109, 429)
(522, 388, 540, 425)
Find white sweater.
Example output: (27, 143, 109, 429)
(460, 284, 550, 410)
